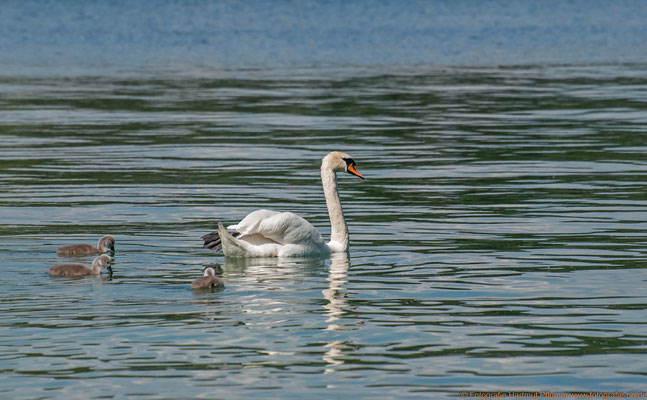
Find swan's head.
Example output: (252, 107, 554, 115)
(203, 267, 216, 277)
(98, 235, 115, 252)
(323, 151, 364, 179)
(93, 254, 113, 273)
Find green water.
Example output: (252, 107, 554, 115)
(1, 64, 647, 398)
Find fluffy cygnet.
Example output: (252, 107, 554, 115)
(191, 267, 224, 290)
(49, 254, 113, 277)
(57, 235, 115, 256)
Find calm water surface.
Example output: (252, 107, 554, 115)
(1, 63, 647, 398)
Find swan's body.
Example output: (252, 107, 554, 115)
(202, 151, 363, 257)
(48, 254, 113, 277)
(191, 267, 224, 289)
(57, 235, 115, 256)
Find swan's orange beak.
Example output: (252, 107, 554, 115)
(347, 164, 364, 179)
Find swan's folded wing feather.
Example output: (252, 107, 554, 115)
(214, 209, 325, 256)
(238, 233, 279, 246)
(229, 209, 280, 234)
(255, 212, 324, 245)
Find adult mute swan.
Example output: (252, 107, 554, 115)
(202, 151, 364, 257)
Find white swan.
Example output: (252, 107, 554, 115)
(202, 151, 364, 257)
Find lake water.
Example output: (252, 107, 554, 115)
(2, 2, 647, 399)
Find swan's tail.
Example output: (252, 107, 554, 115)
(202, 223, 240, 252)
(217, 222, 248, 256)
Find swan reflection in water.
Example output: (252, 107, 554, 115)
(322, 252, 351, 373)
(217, 253, 353, 373)
(221, 256, 326, 285)
(216, 256, 326, 321)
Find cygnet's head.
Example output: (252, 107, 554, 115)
(203, 267, 216, 277)
(93, 254, 113, 273)
(322, 151, 364, 179)
(98, 235, 116, 252)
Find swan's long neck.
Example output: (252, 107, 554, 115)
(321, 163, 348, 252)
(92, 258, 102, 274)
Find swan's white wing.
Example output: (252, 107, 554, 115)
(231, 209, 324, 246)
(227, 209, 280, 234)
(257, 212, 325, 245)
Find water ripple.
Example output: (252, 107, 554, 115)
(1, 64, 647, 398)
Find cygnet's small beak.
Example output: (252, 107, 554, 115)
(347, 164, 364, 179)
